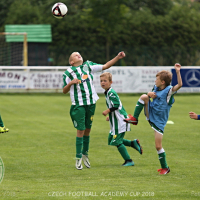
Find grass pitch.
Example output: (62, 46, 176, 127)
(0, 93, 200, 200)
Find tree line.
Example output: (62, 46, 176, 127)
(1, 0, 200, 66)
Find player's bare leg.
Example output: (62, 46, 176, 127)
(155, 131, 170, 175)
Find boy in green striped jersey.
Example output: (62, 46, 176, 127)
(0, 113, 9, 133)
(100, 72, 143, 166)
(63, 51, 126, 170)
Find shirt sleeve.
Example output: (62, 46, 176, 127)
(63, 73, 71, 88)
(167, 86, 177, 104)
(87, 61, 103, 72)
(108, 92, 120, 109)
(198, 115, 200, 120)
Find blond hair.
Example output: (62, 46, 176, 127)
(156, 70, 172, 86)
(100, 72, 112, 82)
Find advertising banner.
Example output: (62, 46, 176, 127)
(171, 68, 200, 93)
(93, 67, 171, 93)
(28, 72, 63, 89)
(0, 71, 28, 89)
(0, 67, 199, 93)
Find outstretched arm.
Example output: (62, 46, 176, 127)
(102, 51, 125, 70)
(172, 63, 183, 92)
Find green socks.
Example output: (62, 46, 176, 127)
(123, 139, 131, 147)
(76, 137, 83, 158)
(0, 114, 4, 127)
(82, 135, 90, 155)
(76, 135, 90, 158)
(133, 99, 144, 119)
(158, 149, 168, 169)
(117, 144, 131, 161)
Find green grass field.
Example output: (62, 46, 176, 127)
(0, 93, 200, 200)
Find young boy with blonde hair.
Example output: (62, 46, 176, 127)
(100, 72, 142, 166)
(63, 51, 126, 170)
(124, 64, 182, 174)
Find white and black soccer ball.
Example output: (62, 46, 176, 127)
(52, 2, 68, 19)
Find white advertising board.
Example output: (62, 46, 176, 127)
(0, 71, 28, 89)
(0, 67, 199, 93)
(28, 72, 63, 89)
(93, 67, 171, 93)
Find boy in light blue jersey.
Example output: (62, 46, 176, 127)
(124, 63, 182, 174)
(63, 51, 126, 170)
(100, 72, 142, 167)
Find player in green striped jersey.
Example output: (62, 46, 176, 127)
(100, 72, 143, 167)
(63, 51, 126, 170)
(0, 113, 9, 133)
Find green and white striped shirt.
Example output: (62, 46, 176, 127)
(105, 87, 130, 135)
(63, 61, 103, 105)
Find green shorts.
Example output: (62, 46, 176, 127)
(148, 120, 164, 134)
(108, 132, 125, 146)
(70, 104, 96, 130)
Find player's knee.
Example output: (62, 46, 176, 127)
(155, 145, 162, 151)
(140, 94, 149, 101)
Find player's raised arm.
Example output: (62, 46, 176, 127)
(102, 51, 125, 70)
(172, 63, 183, 92)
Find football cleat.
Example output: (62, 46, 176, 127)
(82, 154, 90, 168)
(75, 158, 83, 170)
(131, 139, 143, 155)
(0, 126, 9, 133)
(124, 114, 138, 125)
(157, 167, 170, 175)
(122, 159, 134, 166)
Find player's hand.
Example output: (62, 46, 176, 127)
(106, 116, 109, 121)
(189, 111, 198, 120)
(148, 92, 157, 99)
(71, 78, 80, 85)
(117, 51, 125, 59)
(174, 63, 181, 72)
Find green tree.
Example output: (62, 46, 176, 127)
(3, 0, 200, 66)
(82, 0, 129, 60)
(0, 0, 14, 31)
(124, 0, 173, 15)
(5, 0, 46, 24)
(146, 0, 173, 15)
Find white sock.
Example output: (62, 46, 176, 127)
(138, 98, 144, 104)
(157, 148, 165, 154)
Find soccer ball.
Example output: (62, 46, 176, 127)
(52, 2, 68, 19)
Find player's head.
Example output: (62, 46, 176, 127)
(156, 70, 172, 87)
(69, 52, 83, 66)
(100, 72, 113, 90)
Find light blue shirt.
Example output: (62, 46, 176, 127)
(149, 85, 176, 132)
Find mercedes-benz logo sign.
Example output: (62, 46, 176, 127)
(185, 69, 200, 87)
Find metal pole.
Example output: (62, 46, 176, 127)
(23, 33, 28, 66)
